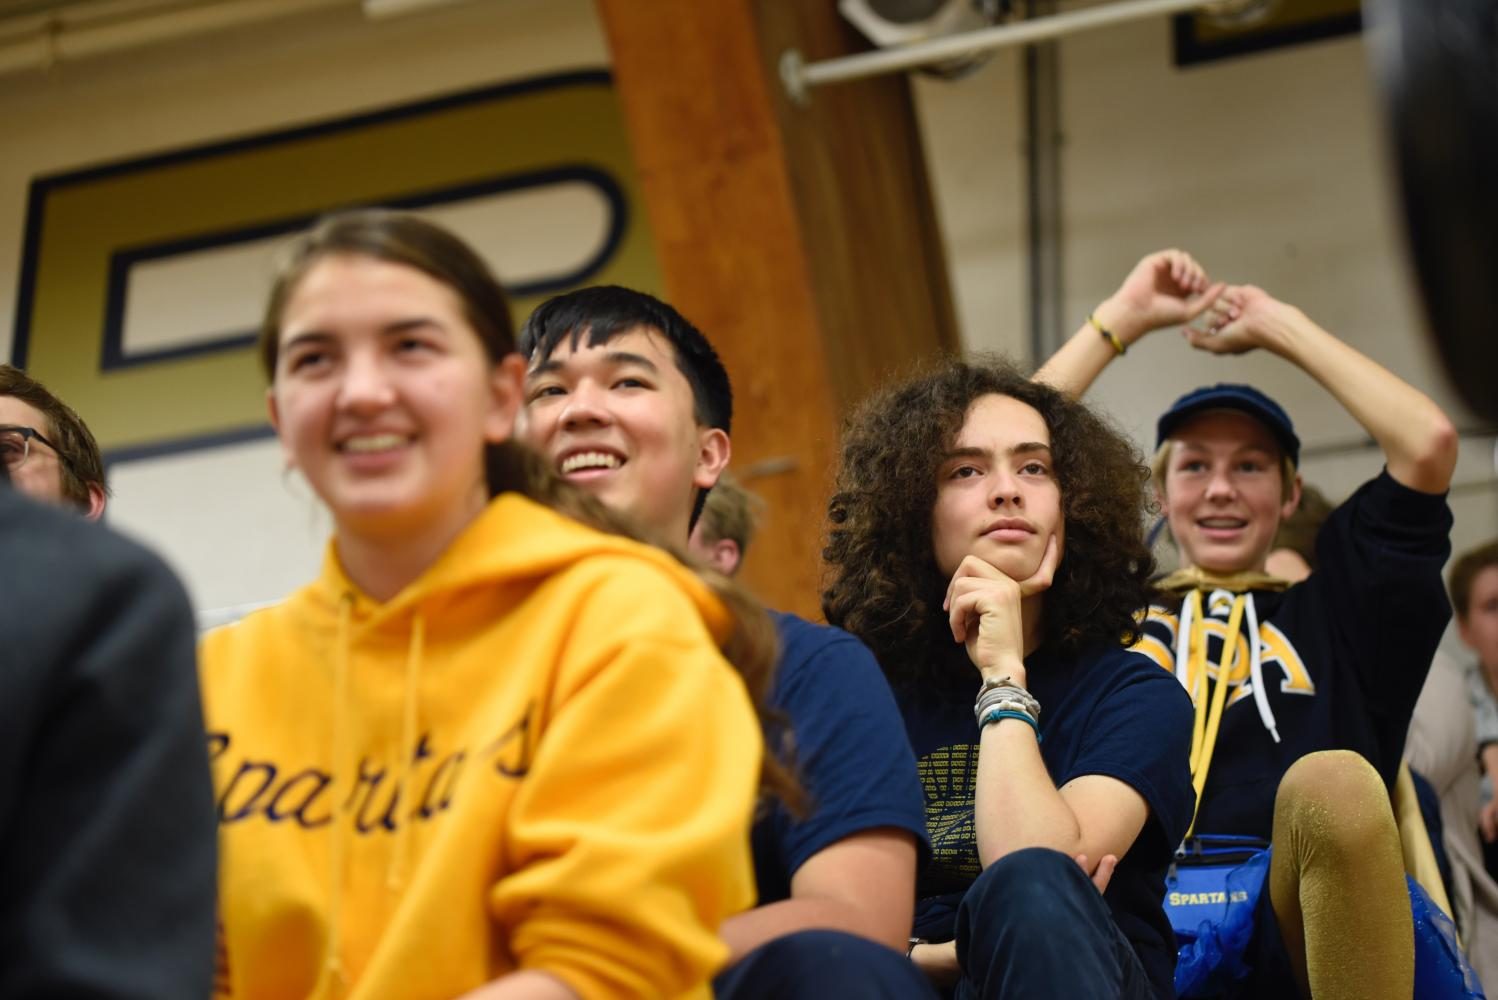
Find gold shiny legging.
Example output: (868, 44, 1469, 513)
(1269, 750, 1414, 1000)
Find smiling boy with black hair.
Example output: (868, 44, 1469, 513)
(519, 285, 933, 999)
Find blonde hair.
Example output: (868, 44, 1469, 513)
(1151, 440, 1297, 503)
(696, 472, 764, 555)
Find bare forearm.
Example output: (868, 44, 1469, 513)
(721, 897, 906, 962)
(974, 719, 1083, 866)
(1269, 313, 1457, 493)
(1033, 299, 1152, 399)
(1034, 250, 1217, 396)
(1033, 318, 1119, 398)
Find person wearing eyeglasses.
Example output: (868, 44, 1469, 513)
(0, 364, 109, 518)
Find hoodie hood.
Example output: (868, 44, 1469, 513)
(305, 491, 731, 641)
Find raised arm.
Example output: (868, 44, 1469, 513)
(1190, 286, 1458, 494)
(1034, 249, 1221, 398)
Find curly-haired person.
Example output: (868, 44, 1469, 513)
(823, 358, 1194, 1000)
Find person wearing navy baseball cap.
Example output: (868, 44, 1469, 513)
(1038, 262, 1463, 1000)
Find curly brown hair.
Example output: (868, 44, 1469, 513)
(822, 357, 1155, 691)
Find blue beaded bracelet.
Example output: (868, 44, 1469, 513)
(981, 708, 1041, 741)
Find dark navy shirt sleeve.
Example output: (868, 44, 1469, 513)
(1308, 469, 1452, 723)
(1057, 652, 1196, 851)
(750, 613, 930, 904)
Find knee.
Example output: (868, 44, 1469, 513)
(965, 847, 1088, 923)
(1274, 750, 1398, 859)
(726, 930, 922, 994)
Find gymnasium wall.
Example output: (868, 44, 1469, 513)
(2, 0, 1492, 615)
(915, 14, 1495, 568)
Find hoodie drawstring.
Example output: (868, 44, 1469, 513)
(1185, 590, 1245, 838)
(1177, 587, 1284, 839)
(322, 600, 426, 992)
(1159, 568, 1291, 839)
(324, 594, 354, 994)
(1243, 593, 1280, 744)
(388, 613, 424, 892)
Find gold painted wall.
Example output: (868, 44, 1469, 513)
(17, 72, 660, 457)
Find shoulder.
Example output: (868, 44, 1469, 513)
(199, 598, 297, 666)
(1085, 642, 1178, 682)
(479, 493, 730, 637)
(772, 612, 878, 668)
(534, 554, 748, 708)
(769, 612, 888, 691)
(1, 491, 192, 655)
(0, 489, 183, 601)
(1086, 645, 1191, 716)
(0, 492, 198, 729)
(1132, 606, 1180, 671)
(544, 546, 730, 644)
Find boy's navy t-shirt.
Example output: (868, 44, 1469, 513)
(900, 643, 1194, 998)
(751, 612, 930, 904)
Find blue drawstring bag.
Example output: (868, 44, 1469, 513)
(1410, 876, 1486, 999)
(1166, 837, 1272, 998)
(1167, 837, 1486, 999)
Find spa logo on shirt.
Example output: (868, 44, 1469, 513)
(206, 702, 534, 832)
(1133, 605, 1315, 706)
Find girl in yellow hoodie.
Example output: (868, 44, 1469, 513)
(200, 210, 786, 1000)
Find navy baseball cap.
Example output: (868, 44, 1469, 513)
(1156, 383, 1301, 467)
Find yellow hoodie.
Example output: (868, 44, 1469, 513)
(200, 493, 762, 1000)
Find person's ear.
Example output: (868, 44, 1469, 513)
(484, 354, 527, 444)
(709, 538, 742, 577)
(1459, 613, 1476, 651)
(693, 427, 731, 491)
(266, 388, 295, 472)
(1280, 470, 1303, 522)
(83, 483, 107, 521)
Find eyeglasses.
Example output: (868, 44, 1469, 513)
(0, 425, 70, 473)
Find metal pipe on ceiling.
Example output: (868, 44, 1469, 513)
(0, 0, 350, 77)
(782, 0, 1210, 102)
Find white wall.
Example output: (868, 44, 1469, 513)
(913, 16, 1497, 563)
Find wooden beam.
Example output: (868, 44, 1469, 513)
(596, 0, 957, 617)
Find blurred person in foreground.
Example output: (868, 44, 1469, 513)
(0, 448, 215, 997)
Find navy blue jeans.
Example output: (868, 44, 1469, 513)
(954, 847, 1156, 1000)
(715, 928, 939, 999)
